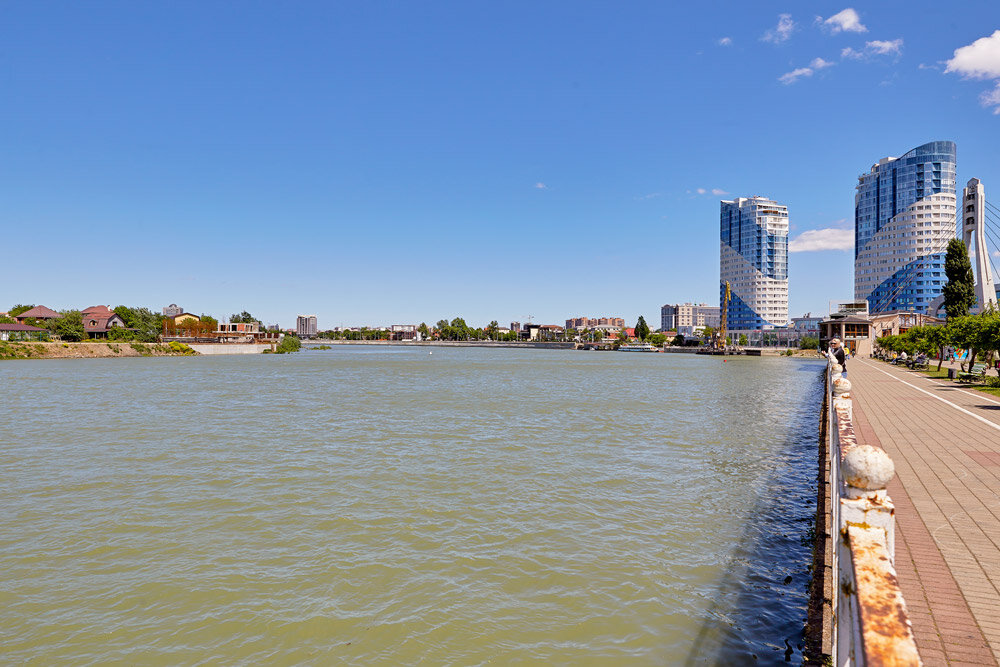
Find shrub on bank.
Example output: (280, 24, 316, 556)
(167, 341, 195, 355)
(275, 335, 302, 354)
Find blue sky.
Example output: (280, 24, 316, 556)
(4, 2, 1000, 329)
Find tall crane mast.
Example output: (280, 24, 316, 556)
(718, 281, 730, 351)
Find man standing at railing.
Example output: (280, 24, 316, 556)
(826, 337, 847, 377)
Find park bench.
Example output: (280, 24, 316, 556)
(958, 363, 989, 383)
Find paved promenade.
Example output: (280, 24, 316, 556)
(849, 358, 1000, 665)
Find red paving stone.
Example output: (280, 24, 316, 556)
(849, 359, 1000, 665)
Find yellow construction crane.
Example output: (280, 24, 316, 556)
(716, 281, 730, 351)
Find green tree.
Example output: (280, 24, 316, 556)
(672, 334, 685, 346)
(799, 336, 819, 350)
(230, 311, 260, 324)
(634, 316, 650, 341)
(418, 322, 430, 339)
(9, 304, 34, 317)
(276, 334, 302, 353)
(450, 317, 469, 340)
(738, 334, 748, 346)
(943, 238, 976, 319)
(647, 333, 667, 346)
(55, 310, 86, 342)
(114, 305, 165, 342)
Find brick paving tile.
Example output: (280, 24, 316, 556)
(849, 359, 1000, 665)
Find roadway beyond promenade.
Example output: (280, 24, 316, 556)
(849, 358, 1000, 665)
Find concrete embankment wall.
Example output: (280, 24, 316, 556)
(188, 343, 273, 355)
(303, 340, 577, 350)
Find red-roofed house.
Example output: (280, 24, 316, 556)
(81, 306, 127, 338)
(14, 306, 62, 324)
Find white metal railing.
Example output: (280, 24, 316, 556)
(826, 362, 922, 666)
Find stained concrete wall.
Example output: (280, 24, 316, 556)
(188, 343, 272, 355)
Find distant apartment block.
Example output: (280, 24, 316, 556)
(660, 303, 720, 335)
(510, 321, 521, 333)
(854, 140, 957, 314)
(720, 196, 789, 330)
(162, 303, 183, 318)
(296, 314, 318, 338)
(564, 316, 625, 329)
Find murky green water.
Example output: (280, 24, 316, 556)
(0, 347, 823, 664)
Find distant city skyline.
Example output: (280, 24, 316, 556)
(4, 3, 1000, 327)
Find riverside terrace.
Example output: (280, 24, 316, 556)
(822, 358, 1000, 665)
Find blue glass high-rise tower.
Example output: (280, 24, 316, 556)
(854, 141, 957, 314)
(720, 196, 789, 331)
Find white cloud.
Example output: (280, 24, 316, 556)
(763, 14, 795, 44)
(718, 37, 733, 46)
(823, 8, 867, 34)
(867, 39, 903, 56)
(810, 57, 836, 70)
(711, 188, 729, 195)
(980, 83, 1000, 114)
(788, 228, 854, 252)
(945, 30, 1000, 79)
(842, 40, 903, 60)
(993, 249, 1000, 257)
(635, 192, 661, 201)
(534, 182, 548, 190)
(696, 188, 707, 195)
(779, 67, 814, 84)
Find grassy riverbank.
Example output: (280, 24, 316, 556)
(0, 341, 196, 360)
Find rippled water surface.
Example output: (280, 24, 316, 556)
(0, 347, 824, 664)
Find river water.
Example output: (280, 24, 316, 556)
(0, 347, 824, 664)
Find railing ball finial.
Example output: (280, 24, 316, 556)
(842, 444, 895, 490)
(832, 376, 852, 397)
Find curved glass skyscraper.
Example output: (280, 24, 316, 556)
(854, 141, 957, 314)
(720, 196, 789, 331)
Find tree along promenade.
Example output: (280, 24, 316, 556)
(847, 358, 1000, 665)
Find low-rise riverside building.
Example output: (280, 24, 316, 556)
(389, 324, 421, 341)
(0, 323, 48, 341)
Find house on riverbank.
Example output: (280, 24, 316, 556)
(0, 323, 47, 341)
(14, 306, 61, 324)
(81, 306, 127, 339)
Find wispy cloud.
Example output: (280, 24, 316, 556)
(811, 57, 836, 70)
(981, 84, 1000, 115)
(945, 30, 1000, 114)
(696, 188, 707, 195)
(762, 14, 795, 44)
(842, 39, 903, 60)
(779, 67, 815, 85)
(534, 182, 548, 190)
(821, 8, 867, 34)
(867, 39, 903, 56)
(717, 37, 733, 46)
(634, 192, 662, 201)
(711, 188, 729, 196)
(789, 228, 854, 252)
